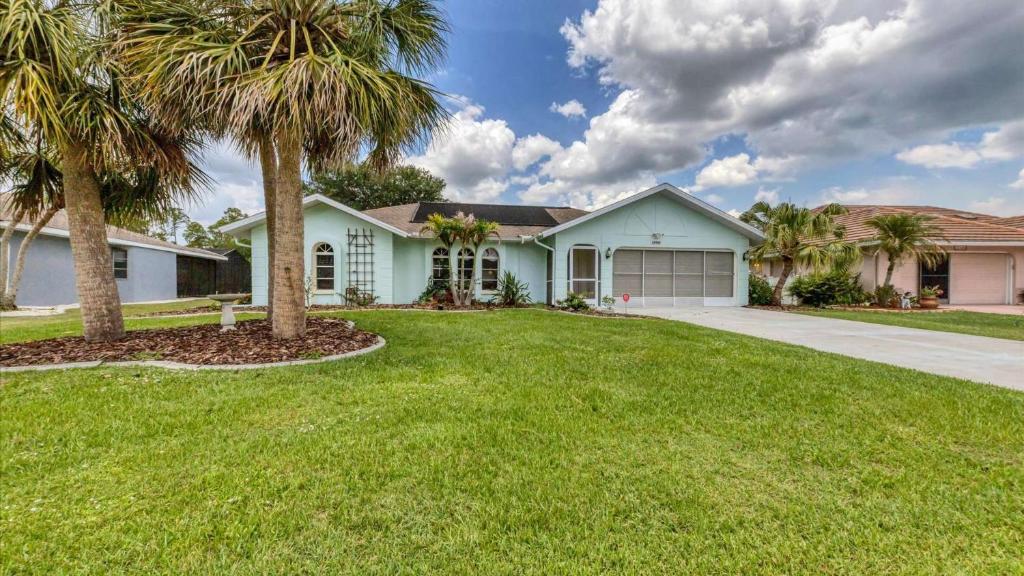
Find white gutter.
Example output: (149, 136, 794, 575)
(523, 235, 554, 252)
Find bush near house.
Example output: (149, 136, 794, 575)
(556, 292, 591, 311)
(787, 271, 871, 308)
(748, 274, 773, 306)
(493, 271, 531, 307)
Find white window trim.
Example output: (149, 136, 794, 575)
(480, 247, 500, 293)
(313, 242, 336, 294)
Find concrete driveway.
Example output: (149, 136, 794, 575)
(641, 307, 1024, 391)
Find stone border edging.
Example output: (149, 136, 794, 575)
(0, 328, 386, 374)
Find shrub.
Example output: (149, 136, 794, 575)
(557, 292, 590, 312)
(343, 286, 378, 307)
(417, 278, 451, 304)
(873, 284, 900, 308)
(748, 274, 773, 306)
(787, 271, 871, 307)
(494, 271, 531, 307)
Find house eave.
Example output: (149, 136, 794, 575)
(0, 221, 228, 261)
(217, 194, 412, 238)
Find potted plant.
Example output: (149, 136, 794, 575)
(918, 285, 943, 309)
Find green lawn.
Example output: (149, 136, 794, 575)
(2, 307, 1022, 574)
(793, 307, 1024, 341)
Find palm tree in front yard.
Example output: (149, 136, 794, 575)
(1, 0, 204, 340)
(865, 213, 945, 288)
(118, 0, 449, 339)
(741, 201, 858, 306)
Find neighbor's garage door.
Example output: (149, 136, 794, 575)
(950, 253, 1009, 304)
(612, 249, 733, 305)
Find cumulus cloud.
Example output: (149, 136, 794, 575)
(407, 99, 516, 202)
(896, 121, 1024, 168)
(754, 187, 780, 205)
(969, 195, 1024, 216)
(694, 154, 759, 190)
(540, 0, 1024, 205)
(1011, 168, 1024, 189)
(819, 183, 918, 205)
(549, 99, 587, 118)
(512, 134, 562, 171)
(190, 140, 264, 225)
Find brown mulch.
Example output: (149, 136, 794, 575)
(0, 318, 379, 367)
(134, 302, 501, 317)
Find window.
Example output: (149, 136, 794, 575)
(313, 242, 335, 291)
(431, 247, 450, 281)
(457, 248, 474, 290)
(481, 248, 499, 292)
(568, 245, 599, 299)
(111, 248, 128, 279)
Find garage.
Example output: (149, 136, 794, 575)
(612, 249, 735, 306)
(949, 253, 1011, 304)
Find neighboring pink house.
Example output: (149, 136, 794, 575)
(756, 205, 1024, 305)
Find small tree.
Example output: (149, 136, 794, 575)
(419, 212, 498, 306)
(741, 202, 858, 306)
(865, 213, 945, 288)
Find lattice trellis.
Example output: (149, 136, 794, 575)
(346, 228, 375, 297)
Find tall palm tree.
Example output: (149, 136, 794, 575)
(1, 0, 204, 340)
(742, 202, 858, 306)
(865, 213, 945, 288)
(117, 0, 449, 338)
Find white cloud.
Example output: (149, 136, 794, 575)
(704, 193, 725, 205)
(512, 134, 562, 171)
(190, 140, 263, 225)
(1011, 168, 1024, 189)
(754, 187, 780, 205)
(819, 183, 918, 205)
(694, 154, 759, 190)
(547, 0, 1024, 199)
(407, 98, 516, 202)
(969, 195, 1024, 216)
(896, 121, 1024, 169)
(549, 99, 587, 118)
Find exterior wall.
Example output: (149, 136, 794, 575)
(248, 203, 396, 306)
(392, 238, 550, 304)
(3, 231, 176, 306)
(550, 193, 753, 306)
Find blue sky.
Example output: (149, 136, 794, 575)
(193, 0, 1024, 223)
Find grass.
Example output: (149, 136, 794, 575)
(793, 307, 1024, 341)
(2, 306, 1023, 574)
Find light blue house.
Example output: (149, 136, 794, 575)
(221, 184, 764, 307)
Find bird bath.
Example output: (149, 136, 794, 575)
(207, 293, 249, 331)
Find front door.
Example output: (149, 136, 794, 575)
(569, 246, 600, 305)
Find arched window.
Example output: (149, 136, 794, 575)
(313, 242, 335, 291)
(481, 248, 499, 292)
(457, 248, 474, 290)
(431, 247, 450, 281)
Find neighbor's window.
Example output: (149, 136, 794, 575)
(111, 248, 128, 279)
(431, 247, 450, 281)
(313, 242, 335, 291)
(481, 248, 499, 292)
(457, 248, 474, 290)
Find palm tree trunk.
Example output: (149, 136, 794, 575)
(3, 205, 59, 309)
(883, 255, 896, 287)
(258, 136, 277, 321)
(270, 128, 305, 339)
(772, 259, 793, 306)
(0, 206, 28, 307)
(63, 140, 125, 342)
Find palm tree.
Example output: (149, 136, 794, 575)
(420, 211, 456, 298)
(461, 217, 499, 305)
(1, 0, 204, 340)
(865, 213, 945, 288)
(741, 202, 858, 306)
(117, 0, 449, 338)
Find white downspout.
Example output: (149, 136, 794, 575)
(523, 235, 555, 304)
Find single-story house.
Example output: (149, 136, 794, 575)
(220, 183, 765, 307)
(755, 205, 1024, 305)
(1, 208, 226, 307)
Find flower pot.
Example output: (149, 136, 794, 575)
(918, 296, 939, 309)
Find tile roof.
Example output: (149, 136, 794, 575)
(0, 202, 226, 260)
(817, 205, 1024, 244)
(362, 202, 589, 239)
(994, 215, 1024, 229)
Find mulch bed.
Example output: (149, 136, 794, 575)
(0, 318, 379, 367)
(134, 303, 501, 317)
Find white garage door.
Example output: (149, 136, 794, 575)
(612, 249, 734, 305)
(950, 253, 1009, 304)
